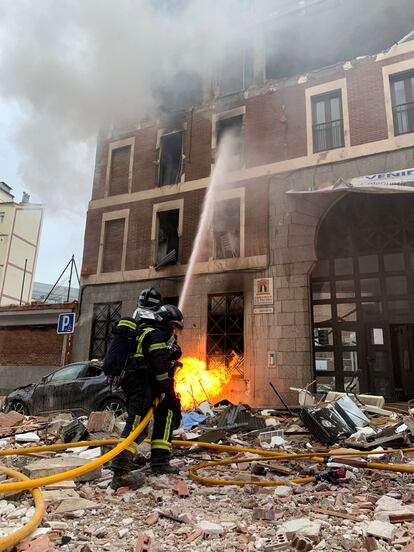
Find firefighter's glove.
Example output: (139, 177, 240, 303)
(169, 342, 182, 361)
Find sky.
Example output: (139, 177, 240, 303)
(0, 99, 87, 285)
(0, 99, 86, 285)
(0, 0, 251, 285)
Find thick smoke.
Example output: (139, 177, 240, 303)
(0, 0, 250, 214)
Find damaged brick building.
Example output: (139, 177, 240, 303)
(73, 0, 414, 405)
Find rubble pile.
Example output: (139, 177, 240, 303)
(2, 395, 414, 551)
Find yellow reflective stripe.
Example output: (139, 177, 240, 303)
(148, 342, 168, 352)
(133, 327, 156, 358)
(151, 439, 172, 451)
(118, 438, 138, 455)
(163, 409, 173, 442)
(155, 372, 169, 381)
(118, 320, 137, 330)
(132, 415, 141, 431)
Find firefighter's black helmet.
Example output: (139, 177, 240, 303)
(156, 304, 184, 330)
(138, 287, 163, 310)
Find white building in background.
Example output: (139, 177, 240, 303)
(32, 281, 79, 304)
(0, 182, 43, 306)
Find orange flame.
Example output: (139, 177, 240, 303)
(175, 356, 232, 410)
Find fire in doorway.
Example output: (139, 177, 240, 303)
(175, 354, 242, 410)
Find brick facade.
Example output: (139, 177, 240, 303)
(0, 302, 77, 393)
(75, 36, 414, 405)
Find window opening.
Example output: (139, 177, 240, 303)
(219, 46, 253, 96)
(207, 293, 244, 378)
(311, 91, 344, 152)
(390, 71, 414, 135)
(0, 213, 4, 223)
(212, 197, 240, 259)
(216, 115, 243, 169)
(157, 131, 184, 187)
(155, 209, 179, 270)
(90, 302, 122, 359)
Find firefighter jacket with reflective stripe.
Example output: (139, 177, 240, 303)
(131, 322, 176, 393)
(102, 317, 138, 377)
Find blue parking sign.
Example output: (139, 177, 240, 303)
(57, 312, 75, 334)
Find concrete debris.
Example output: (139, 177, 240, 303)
(15, 431, 41, 442)
(196, 519, 225, 536)
(2, 399, 414, 551)
(366, 520, 396, 541)
(24, 457, 101, 482)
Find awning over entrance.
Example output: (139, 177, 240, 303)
(287, 168, 414, 195)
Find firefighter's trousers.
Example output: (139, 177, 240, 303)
(119, 369, 179, 460)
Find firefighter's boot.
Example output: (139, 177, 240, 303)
(110, 450, 146, 490)
(150, 450, 179, 475)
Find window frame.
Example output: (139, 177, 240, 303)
(156, 129, 185, 187)
(210, 187, 245, 261)
(311, 90, 345, 153)
(97, 209, 129, 274)
(104, 137, 135, 197)
(305, 78, 350, 156)
(151, 199, 184, 267)
(390, 70, 414, 136)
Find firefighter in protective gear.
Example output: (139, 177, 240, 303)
(107, 304, 184, 490)
(132, 287, 163, 322)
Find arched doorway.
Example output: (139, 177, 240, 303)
(311, 193, 414, 400)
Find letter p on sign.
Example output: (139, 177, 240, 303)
(57, 312, 75, 334)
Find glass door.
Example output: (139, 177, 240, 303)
(366, 325, 394, 399)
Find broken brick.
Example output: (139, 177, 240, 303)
(135, 532, 151, 552)
(0, 410, 25, 428)
(291, 535, 313, 551)
(86, 411, 115, 433)
(146, 512, 159, 525)
(185, 529, 203, 543)
(252, 508, 275, 521)
(173, 479, 190, 498)
(17, 534, 56, 552)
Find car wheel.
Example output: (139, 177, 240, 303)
(7, 400, 29, 416)
(100, 398, 126, 417)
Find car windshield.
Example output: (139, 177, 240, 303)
(48, 364, 86, 382)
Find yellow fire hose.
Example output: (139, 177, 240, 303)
(3, 413, 414, 551)
(0, 407, 154, 551)
(0, 466, 45, 551)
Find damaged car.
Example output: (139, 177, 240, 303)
(2, 361, 126, 417)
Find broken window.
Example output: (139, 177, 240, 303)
(155, 209, 179, 270)
(157, 131, 184, 186)
(102, 218, 125, 273)
(89, 302, 122, 359)
(219, 46, 254, 96)
(212, 197, 240, 259)
(216, 115, 243, 169)
(391, 71, 414, 135)
(109, 146, 131, 195)
(311, 91, 344, 152)
(207, 293, 244, 378)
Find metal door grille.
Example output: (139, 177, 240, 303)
(207, 293, 244, 377)
(89, 302, 122, 359)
